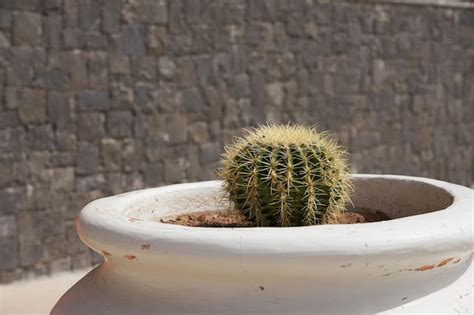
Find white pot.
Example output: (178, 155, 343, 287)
(52, 175, 473, 314)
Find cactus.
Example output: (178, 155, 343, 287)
(219, 124, 352, 227)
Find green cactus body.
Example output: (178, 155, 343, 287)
(219, 125, 352, 227)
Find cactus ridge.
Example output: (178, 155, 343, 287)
(219, 124, 352, 227)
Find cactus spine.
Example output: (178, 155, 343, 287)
(219, 124, 352, 227)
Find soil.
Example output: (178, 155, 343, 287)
(160, 209, 391, 228)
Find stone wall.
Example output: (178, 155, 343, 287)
(0, 0, 472, 283)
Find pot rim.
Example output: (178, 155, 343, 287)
(77, 174, 473, 261)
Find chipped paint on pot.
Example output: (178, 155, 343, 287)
(52, 175, 473, 314)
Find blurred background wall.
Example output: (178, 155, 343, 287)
(0, 0, 472, 283)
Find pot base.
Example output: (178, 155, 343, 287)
(53, 260, 472, 314)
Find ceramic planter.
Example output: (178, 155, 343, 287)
(52, 174, 473, 314)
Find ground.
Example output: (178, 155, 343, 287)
(0, 268, 91, 315)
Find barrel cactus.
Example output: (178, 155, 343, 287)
(219, 124, 352, 227)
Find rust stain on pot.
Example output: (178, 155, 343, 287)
(452, 258, 461, 264)
(141, 244, 151, 250)
(102, 250, 112, 256)
(259, 286, 264, 291)
(415, 264, 435, 271)
(437, 257, 454, 267)
(124, 255, 137, 260)
(128, 217, 142, 222)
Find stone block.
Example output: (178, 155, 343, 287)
(104, 172, 124, 195)
(17, 212, 39, 242)
(144, 138, 162, 162)
(47, 92, 73, 131)
(28, 185, 61, 210)
(6, 61, 33, 87)
(39, 209, 65, 237)
(55, 130, 77, 151)
(42, 235, 66, 261)
(19, 240, 41, 267)
(0, 10, 12, 29)
(103, 0, 121, 33)
(43, 0, 61, 11)
(8, 45, 46, 69)
(50, 152, 75, 167)
(193, 55, 213, 87)
(134, 83, 158, 113)
(62, 29, 81, 49)
(156, 82, 180, 113)
(0, 127, 24, 154)
(50, 51, 87, 89)
(189, 121, 209, 144)
(0, 215, 16, 237)
(25, 124, 55, 151)
(51, 167, 75, 191)
(182, 88, 206, 113)
(101, 138, 122, 171)
(183, 0, 203, 24)
(212, 53, 233, 83)
(86, 32, 109, 50)
(110, 80, 134, 109)
(109, 53, 130, 74)
(14, 12, 42, 46)
(246, 23, 274, 49)
(122, 139, 144, 171)
(0, 111, 19, 129)
(163, 115, 188, 144)
(132, 56, 157, 80)
(34, 69, 69, 90)
(63, 0, 79, 28)
(77, 142, 100, 175)
(25, 151, 50, 183)
(144, 162, 163, 186)
(248, 0, 277, 21)
(158, 57, 176, 80)
(146, 25, 168, 54)
(107, 110, 133, 138)
(133, 115, 146, 138)
(120, 25, 145, 56)
(200, 141, 221, 164)
(232, 74, 250, 98)
(65, 223, 83, 255)
(78, 90, 109, 111)
(126, 0, 168, 24)
(176, 57, 197, 87)
(79, 2, 101, 31)
(17, 89, 47, 124)
(75, 174, 106, 192)
(88, 52, 108, 88)
(164, 158, 187, 184)
(0, 236, 17, 270)
(249, 71, 267, 123)
(77, 113, 105, 142)
(43, 13, 61, 48)
(203, 87, 223, 120)
(0, 30, 9, 46)
(0, 157, 27, 188)
(265, 82, 284, 107)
